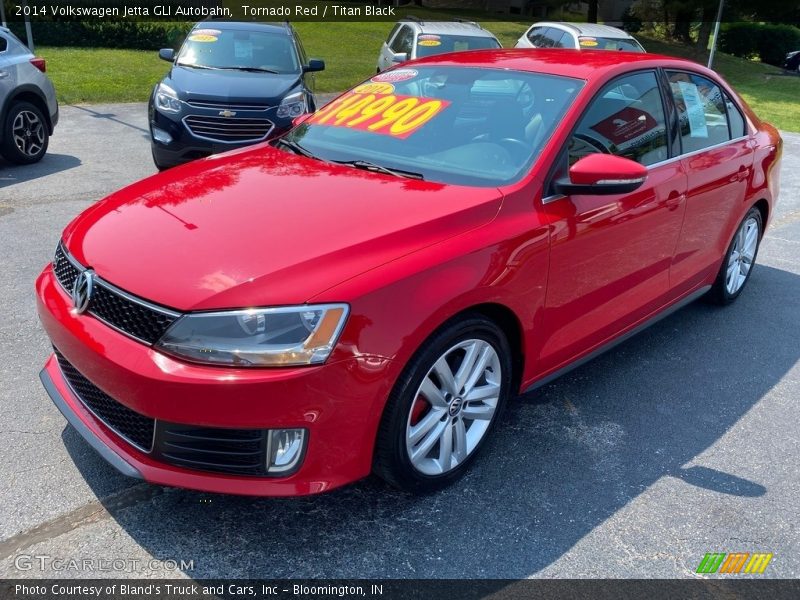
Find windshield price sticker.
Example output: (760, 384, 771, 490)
(189, 34, 218, 43)
(579, 37, 599, 47)
(309, 89, 449, 139)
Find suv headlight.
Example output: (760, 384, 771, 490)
(156, 304, 349, 367)
(276, 90, 307, 119)
(155, 83, 181, 114)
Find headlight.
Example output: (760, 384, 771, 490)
(156, 304, 349, 367)
(276, 90, 307, 119)
(155, 83, 181, 114)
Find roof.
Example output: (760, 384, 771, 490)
(194, 21, 291, 34)
(401, 20, 495, 38)
(409, 48, 706, 80)
(537, 21, 635, 39)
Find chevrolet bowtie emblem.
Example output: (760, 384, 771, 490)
(219, 110, 236, 118)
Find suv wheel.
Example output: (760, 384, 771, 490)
(1, 101, 49, 164)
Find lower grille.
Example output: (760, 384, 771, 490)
(55, 349, 155, 452)
(154, 424, 269, 476)
(183, 115, 274, 143)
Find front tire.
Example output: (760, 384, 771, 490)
(1, 101, 49, 164)
(707, 207, 763, 305)
(373, 314, 512, 493)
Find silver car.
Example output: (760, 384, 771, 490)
(0, 26, 58, 164)
(377, 18, 501, 72)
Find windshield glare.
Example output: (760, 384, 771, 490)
(415, 34, 501, 58)
(283, 66, 582, 187)
(177, 29, 300, 73)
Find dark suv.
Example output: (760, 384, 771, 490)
(149, 21, 324, 169)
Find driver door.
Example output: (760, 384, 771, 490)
(538, 70, 688, 372)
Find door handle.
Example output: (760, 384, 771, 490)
(730, 167, 749, 183)
(666, 192, 685, 211)
(0, 71, 9, 79)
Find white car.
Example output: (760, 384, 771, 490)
(515, 22, 645, 52)
(377, 18, 501, 72)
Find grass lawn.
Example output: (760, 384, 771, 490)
(38, 22, 800, 132)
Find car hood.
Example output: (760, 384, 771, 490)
(167, 65, 300, 104)
(62, 146, 503, 311)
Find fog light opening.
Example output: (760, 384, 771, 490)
(152, 127, 173, 145)
(267, 428, 306, 474)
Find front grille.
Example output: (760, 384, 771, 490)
(183, 115, 274, 144)
(154, 424, 269, 476)
(52, 243, 180, 345)
(55, 349, 155, 452)
(186, 100, 268, 111)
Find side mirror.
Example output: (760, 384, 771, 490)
(292, 113, 312, 127)
(158, 48, 175, 62)
(391, 52, 408, 63)
(303, 59, 325, 73)
(555, 154, 647, 196)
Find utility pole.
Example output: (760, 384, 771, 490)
(707, 0, 725, 69)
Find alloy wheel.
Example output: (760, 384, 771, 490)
(12, 110, 45, 157)
(405, 339, 502, 476)
(725, 216, 759, 295)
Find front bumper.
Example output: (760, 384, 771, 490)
(36, 266, 393, 496)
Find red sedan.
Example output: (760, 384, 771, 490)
(36, 50, 781, 496)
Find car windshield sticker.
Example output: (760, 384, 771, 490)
(192, 29, 221, 37)
(189, 34, 218, 43)
(677, 81, 709, 138)
(579, 37, 599, 47)
(353, 82, 396, 95)
(418, 35, 442, 47)
(372, 69, 418, 83)
(308, 88, 449, 139)
(590, 107, 657, 145)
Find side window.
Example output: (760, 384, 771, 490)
(0, 36, 7, 53)
(667, 71, 731, 153)
(386, 23, 402, 45)
(569, 71, 669, 167)
(559, 33, 577, 49)
(537, 28, 557, 48)
(390, 26, 413, 54)
(550, 30, 571, 49)
(724, 92, 747, 138)
(527, 27, 546, 46)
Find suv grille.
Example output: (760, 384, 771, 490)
(55, 349, 155, 452)
(186, 100, 268, 111)
(183, 115, 274, 143)
(52, 244, 180, 345)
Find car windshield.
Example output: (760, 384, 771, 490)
(415, 33, 501, 58)
(578, 36, 645, 52)
(280, 66, 583, 187)
(176, 28, 300, 73)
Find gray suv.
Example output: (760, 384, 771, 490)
(377, 18, 501, 72)
(0, 27, 58, 164)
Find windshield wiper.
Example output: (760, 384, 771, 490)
(331, 159, 424, 180)
(274, 138, 318, 160)
(176, 63, 219, 70)
(216, 66, 280, 74)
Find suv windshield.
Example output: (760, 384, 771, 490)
(415, 34, 501, 58)
(176, 29, 300, 73)
(281, 66, 582, 187)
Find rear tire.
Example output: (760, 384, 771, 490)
(373, 314, 512, 493)
(1, 101, 49, 164)
(707, 207, 763, 305)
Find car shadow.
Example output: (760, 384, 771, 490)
(62, 264, 799, 578)
(0, 153, 81, 187)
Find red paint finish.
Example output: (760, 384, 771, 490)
(36, 50, 781, 495)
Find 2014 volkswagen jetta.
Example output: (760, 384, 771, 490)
(37, 50, 780, 496)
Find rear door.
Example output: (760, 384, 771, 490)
(378, 23, 403, 71)
(665, 70, 755, 294)
(0, 34, 16, 102)
(538, 70, 688, 372)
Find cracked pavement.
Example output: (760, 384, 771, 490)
(0, 104, 798, 579)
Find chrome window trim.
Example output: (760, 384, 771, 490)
(55, 352, 156, 454)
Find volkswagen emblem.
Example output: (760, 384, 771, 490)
(448, 396, 464, 417)
(218, 110, 236, 118)
(71, 270, 95, 314)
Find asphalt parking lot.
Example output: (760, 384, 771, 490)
(0, 103, 798, 579)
